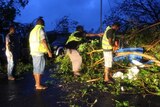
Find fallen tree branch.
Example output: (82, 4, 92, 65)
(86, 78, 101, 83)
(117, 52, 160, 66)
(129, 21, 160, 40)
(141, 80, 160, 96)
(92, 58, 104, 67)
(112, 69, 127, 73)
(114, 62, 130, 69)
(146, 39, 160, 52)
(88, 44, 95, 51)
(87, 49, 103, 55)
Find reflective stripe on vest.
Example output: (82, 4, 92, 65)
(102, 26, 113, 50)
(66, 31, 82, 44)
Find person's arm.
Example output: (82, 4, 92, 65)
(74, 31, 102, 37)
(40, 30, 52, 58)
(107, 29, 114, 46)
(41, 39, 52, 58)
(86, 33, 102, 37)
(107, 30, 121, 51)
(99, 33, 104, 37)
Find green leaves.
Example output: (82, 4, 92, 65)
(78, 43, 88, 52)
(115, 100, 129, 107)
(0, 0, 29, 30)
(55, 55, 71, 73)
(52, 39, 160, 106)
(15, 61, 32, 76)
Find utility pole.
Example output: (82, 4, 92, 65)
(100, 0, 103, 32)
(99, 0, 103, 46)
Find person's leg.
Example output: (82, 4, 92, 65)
(103, 51, 113, 82)
(12, 52, 17, 77)
(34, 75, 46, 89)
(32, 56, 46, 90)
(34, 74, 46, 89)
(6, 51, 15, 80)
(67, 49, 82, 76)
(73, 51, 82, 76)
(104, 67, 110, 82)
(34, 74, 40, 86)
(7, 56, 11, 76)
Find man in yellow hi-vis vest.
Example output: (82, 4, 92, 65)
(102, 22, 120, 83)
(29, 18, 52, 90)
(66, 25, 101, 77)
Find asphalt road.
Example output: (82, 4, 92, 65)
(1, 70, 160, 107)
(0, 71, 67, 107)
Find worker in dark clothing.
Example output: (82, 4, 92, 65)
(66, 25, 101, 77)
(5, 25, 17, 80)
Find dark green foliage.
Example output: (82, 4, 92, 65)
(51, 2, 160, 104)
(103, 0, 160, 32)
(115, 100, 129, 107)
(0, 0, 29, 31)
(15, 61, 32, 76)
(53, 16, 78, 33)
(52, 38, 160, 106)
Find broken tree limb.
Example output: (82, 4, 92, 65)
(88, 44, 95, 51)
(142, 39, 158, 49)
(114, 62, 130, 69)
(117, 52, 160, 66)
(86, 78, 101, 83)
(146, 39, 160, 52)
(129, 21, 160, 40)
(87, 49, 103, 55)
(92, 58, 104, 67)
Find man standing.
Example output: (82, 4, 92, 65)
(29, 18, 52, 90)
(102, 22, 120, 83)
(66, 25, 101, 77)
(5, 25, 17, 80)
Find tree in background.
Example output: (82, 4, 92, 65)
(0, 0, 28, 31)
(53, 16, 78, 34)
(103, 0, 160, 32)
(0, 0, 29, 64)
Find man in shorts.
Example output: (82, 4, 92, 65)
(29, 18, 52, 90)
(102, 22, 120, 83)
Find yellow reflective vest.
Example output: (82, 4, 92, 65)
(66, 31, 82, 44)
(102, 26, 114, 51)
(29, 25, 48, 56)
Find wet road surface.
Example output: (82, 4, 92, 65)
(1, 71, 160, 107)
(0, 71, 67, 107)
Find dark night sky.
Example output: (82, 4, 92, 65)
(15, 0, 120, 31)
